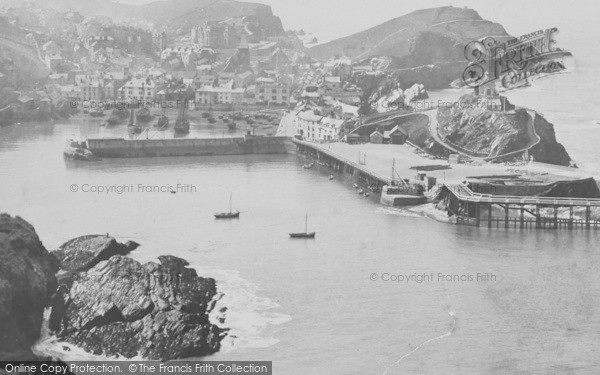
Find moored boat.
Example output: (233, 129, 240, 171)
(63, 139, 100, 161)
(156, 108, 169, 129)
(89, 108, 104, 117)
(174, 96, 190, 135)
(214, 194, 240, 219)
(136, 107, 152, 123)
(289, 214, 316, 239)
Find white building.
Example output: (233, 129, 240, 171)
(119, 78, 156, 101)
(196, 85, 246, 105)
(295, 109, 346, 141)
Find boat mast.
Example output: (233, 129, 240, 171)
(129, 100, 134, 126)
(305, 213, 308, 233)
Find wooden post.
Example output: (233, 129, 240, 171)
(553, 206, 558, 229)
(520, 205, 524, 229)
(535, 205, 541, 229)
(475, 202, 480, 227)
(569, 206, 574, 229)
(586, 206, 591, 229)
(488, 203, 492, 228)
(505, 205, 509, 229)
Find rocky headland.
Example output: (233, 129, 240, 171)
(436, 94, 572, 165)
(0, 215, 226, 361)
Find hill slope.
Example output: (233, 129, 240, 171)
(309, 6, 509, 61)
(6, 0, 284, 36)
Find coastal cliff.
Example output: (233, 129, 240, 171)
(436, 94, 571, 165)
(49, 253, 225, 359)
(0, 214, 57, 360)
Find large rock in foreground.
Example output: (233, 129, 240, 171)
(50, 255, 224, 360)
(52, 235, 139, 272)
(0, 214, 57, 359)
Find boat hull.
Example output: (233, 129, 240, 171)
(289, 232, 316, 238)
(214, 212, 240, 219)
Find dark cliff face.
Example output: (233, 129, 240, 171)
(50, 255, 225, 360)
(0, 214, 57, 360)
(529, 114, 572, 166)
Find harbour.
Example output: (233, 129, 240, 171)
(3, 118, 600, 374)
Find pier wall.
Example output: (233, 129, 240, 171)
(86, 136, 293, 158)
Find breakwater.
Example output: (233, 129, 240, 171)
(86, 135, 294, 158)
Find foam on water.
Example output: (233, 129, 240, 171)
(189, 264, 292, 352)
(33, 308, 146, 361)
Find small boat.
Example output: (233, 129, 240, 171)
(364, 192, 370, 197)
(127, 103, 143, 134)
(63, 139, 100, 161)
(174, 95, 190, 134)
(89, 108, 104, 117)
(136, 107, 152, 123)
(106, 113, 121, 125)
(214, 193, 240, 219)
(156, 107, 169, 129)
(156, 114, 169, 128)
(289, 214, 316, 239)
(358, 189, 364, 195)
(227, 122, 237, 130)
(329, 175, 334, 180)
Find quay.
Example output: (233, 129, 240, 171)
(293, 139, 427, 205)
(293, 140, 600, 229)
(85, 135, 294, 158)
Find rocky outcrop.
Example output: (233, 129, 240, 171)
(528, 114, 572, 166)
(52, 235, 139, 272)
(49, 255, 225, 360)
(437, 94, 571, 165)
(0, 214, 57, 360)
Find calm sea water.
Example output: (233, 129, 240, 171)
(2, 119, 600, 374)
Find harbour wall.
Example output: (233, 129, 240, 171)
(86, 136, 295, 158)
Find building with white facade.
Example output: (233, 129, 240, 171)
(119, 78, 156, 101)
(294, 109, 346, 141)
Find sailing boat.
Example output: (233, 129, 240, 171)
(128, 102, 142, 134)
(127, 103, 135, 127)
(289, 214, 316, 238)
(155, 107, 169, 129)
(174, 94, 190, 134)
(214, 193, 240, 219)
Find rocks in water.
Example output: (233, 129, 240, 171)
(50, 255, 225, 360)
(0, 214, 58, 360)
(52, 235, 140, 272)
